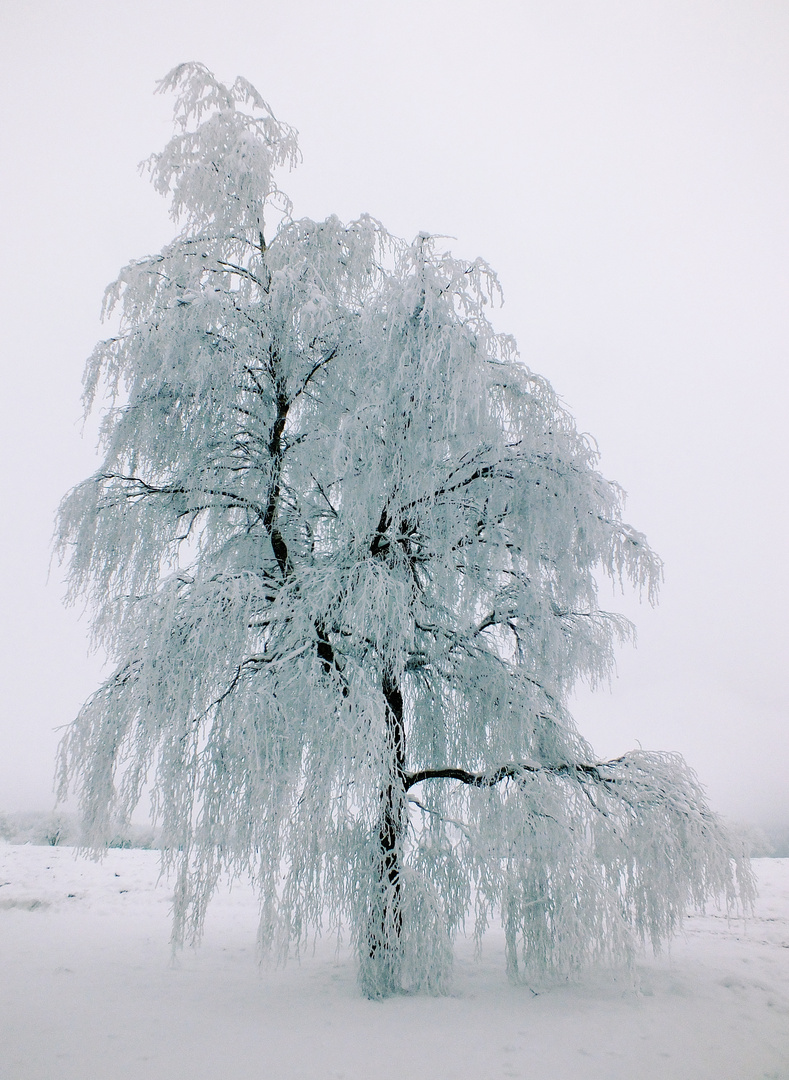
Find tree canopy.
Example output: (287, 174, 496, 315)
(57, 64, 751, 997)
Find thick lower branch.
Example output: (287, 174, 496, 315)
(403, 758, 624, 791)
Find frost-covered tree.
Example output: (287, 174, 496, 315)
(57, 64, 751, 997)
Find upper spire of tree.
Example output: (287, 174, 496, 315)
(150, 62, 300, 237)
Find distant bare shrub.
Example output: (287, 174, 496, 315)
(0, 811, 160, 849)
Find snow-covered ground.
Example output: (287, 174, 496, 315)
(1, 846, 787, 1080)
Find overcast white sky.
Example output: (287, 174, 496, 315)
(0, 0, 786, 829)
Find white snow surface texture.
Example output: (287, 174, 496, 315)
(0, 845, 787, 1080)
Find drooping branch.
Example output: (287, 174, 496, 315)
(97, 473, 267, 518)
(291, 345, 339, 403)
(402, 462, 500, 511)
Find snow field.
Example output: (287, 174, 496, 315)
(1, 846, 787, 1080)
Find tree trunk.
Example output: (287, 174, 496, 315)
(366, 668, 406, 992)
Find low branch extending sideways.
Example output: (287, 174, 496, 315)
(404, 758, 624, 791)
